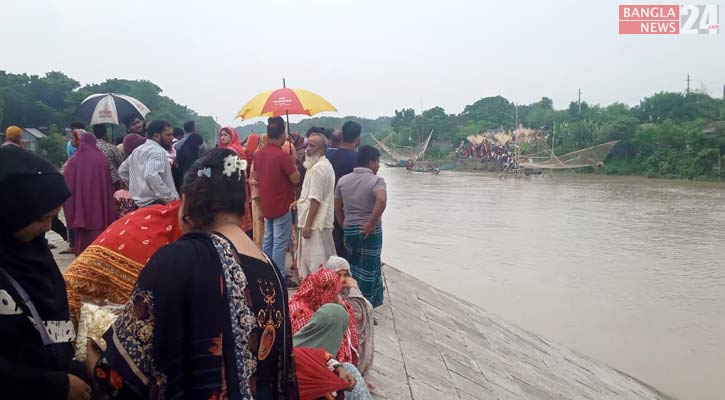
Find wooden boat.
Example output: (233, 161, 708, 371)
(406, 165, 440, 174)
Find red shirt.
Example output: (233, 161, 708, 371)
(254, 144, 297, 219)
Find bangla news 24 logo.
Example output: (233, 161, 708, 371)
(619, 4, 719, 34)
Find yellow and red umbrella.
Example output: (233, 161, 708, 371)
(236, 81, 336, 121)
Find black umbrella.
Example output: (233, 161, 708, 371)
(76, 93, 150, 126)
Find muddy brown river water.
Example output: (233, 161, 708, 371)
(379, 168, 724, 400)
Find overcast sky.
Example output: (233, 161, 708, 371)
(1, 0, 723, 125)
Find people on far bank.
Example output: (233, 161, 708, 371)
(253, 116, 301, 287)
(328, 121, 362, 259)
(335, 145, 387, 308)
(119, 120, 179, 208)
(297, 132, 336, 279)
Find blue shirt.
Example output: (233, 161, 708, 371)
(66, 141, 76, 158)
(327, 148, 357, 184)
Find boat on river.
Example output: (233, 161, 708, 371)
(372, 130, 442, 174)
(406, 164, 440, 174)
(385, 160, 407, 168)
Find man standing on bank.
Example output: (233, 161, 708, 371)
(328, 121, 362, 259)
(297, 133, 336, 279)
(254, 117, 301, 287)
(335, 145, 387, 308)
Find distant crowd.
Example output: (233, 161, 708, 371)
(456, 140, 516, 167)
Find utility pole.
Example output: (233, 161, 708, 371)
(577, 89, 582, 114)
(514, 104, 519, 129)
(686, 73, 691, 95)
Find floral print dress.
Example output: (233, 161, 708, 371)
(92, 232, 298, 399)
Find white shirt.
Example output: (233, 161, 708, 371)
(119, 140, 179, 207)
(297, 156, 335, 230)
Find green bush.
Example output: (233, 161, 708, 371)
(38, 132, 68, 167)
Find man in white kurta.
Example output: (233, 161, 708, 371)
(297, 133, 337, 278)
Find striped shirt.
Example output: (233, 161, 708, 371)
(119, 140, 179, 207)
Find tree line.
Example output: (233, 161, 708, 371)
(2, 70, 724, 179)
(0, 71, 219, 165)
(388, 92, 725, 179)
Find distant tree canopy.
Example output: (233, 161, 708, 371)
(0, 71, 220, 156)
(383, 92, 724, 179)
(2, 70, 724, 179)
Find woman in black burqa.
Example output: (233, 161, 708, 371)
(0, 145, 91, 399)
(88, 148, 298, 399)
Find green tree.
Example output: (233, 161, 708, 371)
(523, 97, 557, 129)
(460, 96, 515, 130)
(38, 131, 68, 167)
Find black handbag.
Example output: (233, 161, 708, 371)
(0, 266, 54, 345)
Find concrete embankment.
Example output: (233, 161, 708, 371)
(368, 264, 672, 400)
(48, 233, 671, 400)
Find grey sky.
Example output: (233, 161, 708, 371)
(1, 0, 723, 126)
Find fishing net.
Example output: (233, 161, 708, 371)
(520, 141, 619, 169)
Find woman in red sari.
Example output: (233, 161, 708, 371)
(288, 269, 360, 365)
(218, 126, 254, 237)
(64, 201, 183, 325)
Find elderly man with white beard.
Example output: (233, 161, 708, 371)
(296, 132, 337, 278)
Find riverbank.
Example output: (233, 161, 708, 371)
(445, 158, 725, 183)
(368, 263, 672, 400)
(48, 232, 673, 399)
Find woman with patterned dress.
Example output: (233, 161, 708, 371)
(288, 269, 359, 366)
(293, 304, 372, 400)
(87, 149, 298, 399)
(63, 201, 183, 326)
(324, 256, 375, 376)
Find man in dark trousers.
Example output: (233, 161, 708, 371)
(327, 120, 361, 259)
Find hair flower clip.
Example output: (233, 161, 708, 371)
(197, 167, 212, 178)
(223, 154, 247, 180)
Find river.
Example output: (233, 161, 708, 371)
(378, 168, 725, 400)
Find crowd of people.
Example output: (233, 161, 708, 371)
(456, 139, 516, 167)
(0, 115, 388, 399)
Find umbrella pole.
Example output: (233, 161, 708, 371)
(286, 110, 293, 157)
